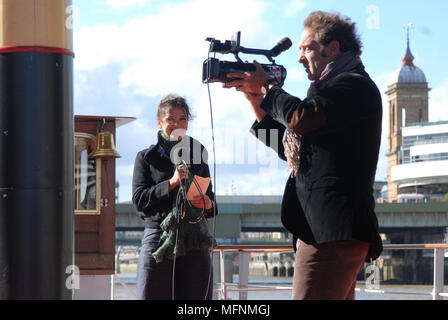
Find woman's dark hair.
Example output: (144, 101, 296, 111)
(157, 94, 194, 121)
(304, 11, 362, 56)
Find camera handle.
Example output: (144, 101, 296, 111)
(207, 32, 291, 65)
(232, 47, 275, 64)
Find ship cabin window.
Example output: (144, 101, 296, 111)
(74, 133, 100, 214)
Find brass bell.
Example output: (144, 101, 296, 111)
(89, 119, 121, 159)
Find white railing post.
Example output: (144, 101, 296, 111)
(238, 251, 250, 300)
(212, 251, 220, 300)
(433, 248, 445, 300)
(220, 249, 227, 300)
(432, 248, 445, 300)
(115, 245, 122, 274)
(209, 244, 447, 301)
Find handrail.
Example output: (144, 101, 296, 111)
(113, 244, 447, 300)
(383, 244, 448, 249)
(212, 243, 447, 300)
(213, 245, 293, 252)
(213, 243, 448, 251)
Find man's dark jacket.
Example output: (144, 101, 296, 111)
(132, 133, 217, 229)
(251, 64, 383, 260)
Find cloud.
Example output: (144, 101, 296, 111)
(117, 164, 135, 178)
(74, 62, 149, 118)
(72, 0, 299, 201)
(215, 166, 290, 196)
(286, 66, 306, 82)
(116, 0, 269, 97)
(106, 0, 148, 9)
(284, 0, 307, 17)
(74, 0, 274, 117)
(74, 0, 270, 70)
(73, 0, 279, 140)
(429, 78, 448, 122)
(74, 24, 128, 70)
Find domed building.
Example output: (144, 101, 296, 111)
(394, 37, 427, 83)
(386, 30, 448, 202)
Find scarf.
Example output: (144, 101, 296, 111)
(311, 50, 363, 92)
(283, 51, 364, 176)
(158, 131, 182, 156)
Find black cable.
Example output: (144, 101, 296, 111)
(171, 163, 188, 300)
(171, 162, 211, 300)
(171, 49, 219, 300)
(171, 211, 180, 300)
(204, 60, 218, 300)
(187, 174, 213, 300)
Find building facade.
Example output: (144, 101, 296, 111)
(390, 121, 448, 202)
(386, 31, 448, 202)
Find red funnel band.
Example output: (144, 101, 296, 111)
(0, 45, 75, 57)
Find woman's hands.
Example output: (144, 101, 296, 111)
(169, 163, 189, 191)
(189, 195, 213, 211)
(169, 163, 213, 210)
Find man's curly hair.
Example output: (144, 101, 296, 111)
(304, 11, 363, 56)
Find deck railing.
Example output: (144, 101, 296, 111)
(212, 244, 448, 300)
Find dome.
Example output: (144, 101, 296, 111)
(396, 64, 427, 83)
(392, 34, 427, 84)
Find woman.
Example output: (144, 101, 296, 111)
(132, 94, 217, 300)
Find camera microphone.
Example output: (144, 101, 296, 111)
(270, 37, 292, 57)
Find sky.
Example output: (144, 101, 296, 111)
(72, 0, 448, 202)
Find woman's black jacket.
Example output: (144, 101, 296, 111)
(132, 133, 217, 229)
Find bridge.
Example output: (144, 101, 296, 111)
(115, 196, 448, 245)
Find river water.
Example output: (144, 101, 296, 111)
(113, 273, 445, 300)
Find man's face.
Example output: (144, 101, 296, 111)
(298, 28, 333, 81)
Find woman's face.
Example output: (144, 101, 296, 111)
(157, 107, 188, 140)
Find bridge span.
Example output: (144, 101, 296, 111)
(115, 196, 448, 244)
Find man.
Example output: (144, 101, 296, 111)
(226, 11, 383, 300)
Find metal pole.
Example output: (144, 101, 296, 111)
(238, 251, 250, 300)
(0, 0, 74, 299)
(115, 246, 122, 274)
(220, 249, 227, 300)
(433, 248, 445, 300)
(212, 252, 220, 300)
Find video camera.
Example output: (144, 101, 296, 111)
(202, 32, 292, 87)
